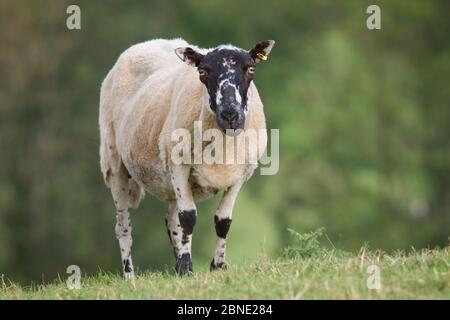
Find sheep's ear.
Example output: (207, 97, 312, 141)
(249, 40, 275, 64)
(174, 47, 204, 66)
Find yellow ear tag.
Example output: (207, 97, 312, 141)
(256, 52, 267, 61)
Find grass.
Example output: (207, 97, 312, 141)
(1, 229, 449, 299)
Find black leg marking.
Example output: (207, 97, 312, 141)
(123, 259, 132, 273)
(179, 209, 197, 245)
(175, 253, 193, 275)
(179, 209, 196, 234)
(214, 215, 232, 238)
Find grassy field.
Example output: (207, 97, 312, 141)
(1, 230, 449, 299)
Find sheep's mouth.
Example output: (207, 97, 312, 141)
(223, 128, 243, 136)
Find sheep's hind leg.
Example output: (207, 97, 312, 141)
(211, 182, 242, 271)
(110, 163, 135, 283)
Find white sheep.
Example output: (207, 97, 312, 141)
(99, 38, 275, 279)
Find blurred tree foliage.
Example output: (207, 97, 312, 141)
(0, 0, 449, 284)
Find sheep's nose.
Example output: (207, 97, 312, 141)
(220, 109, 238, 123)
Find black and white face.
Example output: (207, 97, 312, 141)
(175, 40, 275, 135)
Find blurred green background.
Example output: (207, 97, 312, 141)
(0, 0, 449, 284)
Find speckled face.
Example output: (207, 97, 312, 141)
(175, 41, 275, 135)
(197, 48, 254, 134)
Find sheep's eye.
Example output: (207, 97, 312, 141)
(247, 66, 256, 75)
(199, 69, 208, 77)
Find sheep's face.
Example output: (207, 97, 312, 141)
(175, 41, 275, 136)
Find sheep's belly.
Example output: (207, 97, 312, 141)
(125, 162, 173, 202)
(126, 162, 255, 203)
(126, 163, 219, 203)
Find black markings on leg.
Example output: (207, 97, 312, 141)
(214, 215, 232, 239)
(179, 210, 196, 234)
(179, 209, 196, 245)
(123, 259, 132, 273)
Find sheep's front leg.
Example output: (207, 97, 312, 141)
(169, 165, 197, 275)
(110, 164, 135, 283)
(210, 182, 242, 271)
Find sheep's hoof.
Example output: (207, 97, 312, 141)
(175, 253, 193, 276)
(210, 259, 229, 271)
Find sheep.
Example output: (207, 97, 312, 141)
(99, 38, 275, 280)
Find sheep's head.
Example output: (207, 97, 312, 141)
(175, 40, 275, 136)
